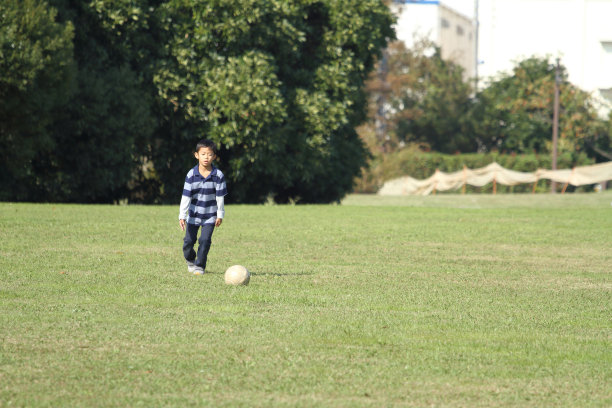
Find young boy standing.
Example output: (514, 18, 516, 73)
(179, 139, 227, 275)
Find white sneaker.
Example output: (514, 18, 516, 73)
(187, 261, 205, 275)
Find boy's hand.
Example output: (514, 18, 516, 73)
(179, 219, 186, 231)
(215, 218, 223, 227)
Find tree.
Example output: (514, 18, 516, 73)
(42, 0, 160, 202)
(468, 56, 609, 160)
(361, 38, 474, 155)
(583, 110, 612, 163)
(0, 0, 74, 201)
(152, 0, 394, 203)
(1, 0, 393, 203)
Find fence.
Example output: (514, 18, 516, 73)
(378, 161, 612, 195)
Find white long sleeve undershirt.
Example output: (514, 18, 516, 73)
(179, 195, 225, 221)
(216, 195, 225, 219)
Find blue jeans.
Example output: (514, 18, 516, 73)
(183, 223, 215, 269)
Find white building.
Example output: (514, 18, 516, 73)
(477, 0, 612, 115)
(391, 0, 612, 116)
(390, 1, 476, 83)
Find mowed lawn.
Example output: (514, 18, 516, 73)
(1, 194, 610, 407)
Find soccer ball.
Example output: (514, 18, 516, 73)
(224, 265, 250, 286)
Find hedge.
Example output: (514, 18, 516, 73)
(354, 148, 595, 194)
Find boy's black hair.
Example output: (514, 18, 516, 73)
(195, 139, 217, 155)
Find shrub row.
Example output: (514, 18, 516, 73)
(354, 148, 595, 194)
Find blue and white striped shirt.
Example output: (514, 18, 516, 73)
(179, 165, 227, 226)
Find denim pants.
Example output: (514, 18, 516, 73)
(183, 223, 215, 269)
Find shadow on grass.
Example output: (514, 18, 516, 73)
(208, 269, 314, 277)
(251, 271, 315, 277)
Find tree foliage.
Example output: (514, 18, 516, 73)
(361, 39, 474, 156)
(469, 57, 610, 160)
(152, 0, 394, 203)
(1, 0, 393, 203)
(42, 0, 159, 202)
(357, 50, 611, 192)
(0, 0, 74, 201)
(6, 2, 608, 202)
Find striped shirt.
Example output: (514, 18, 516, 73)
(180, 165, 227, 226)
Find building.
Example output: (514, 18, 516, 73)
(391, 0, 612, 116)
(390, 0, 477, 83)
(477, 0, 612, 115)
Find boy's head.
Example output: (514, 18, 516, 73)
(195, 139, 217, 155)
(194, 139, 217, 169)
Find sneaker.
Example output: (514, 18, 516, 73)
(186, 260, 197, 273)
(193, 266, 205, 275)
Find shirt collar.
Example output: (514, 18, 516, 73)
(194, 165, 216, 180)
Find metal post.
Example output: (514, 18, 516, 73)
(551, 58, 560, 193)
(474, 0, 479, 92)
(376, 49, 389, 153)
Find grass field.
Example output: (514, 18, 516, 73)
(1, 193, 611, 407)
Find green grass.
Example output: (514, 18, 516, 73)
(1, 193, 611, 407)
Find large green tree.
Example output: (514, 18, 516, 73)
(42, 0, 160, 202)
(0, 0, 74, 201)
(153, 0, 394, 203)
(469, 56, 610, 160)
(2, 0, 393, 203)
(362, 39, 474, 155)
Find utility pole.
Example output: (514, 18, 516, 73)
(376, 49, 389, 153)
(474, 0, 479, 92)
(551, 58, 560, 193)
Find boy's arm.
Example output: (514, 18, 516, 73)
(179, 195, 190, 230)
(215, 170, 227, 227)
(179, 171, 193, 231)
(215, 196, 225, 227)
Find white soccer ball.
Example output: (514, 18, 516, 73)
(224, 265, 250, 286)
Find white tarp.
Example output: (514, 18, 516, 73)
(378, 161, 612, 196)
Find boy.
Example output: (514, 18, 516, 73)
(179, 139, 227, 275)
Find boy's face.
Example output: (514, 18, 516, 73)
(194, 146, 216, 169)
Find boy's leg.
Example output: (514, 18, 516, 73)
(183, 223, 200, 263)
(195, 223, 215, 271)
